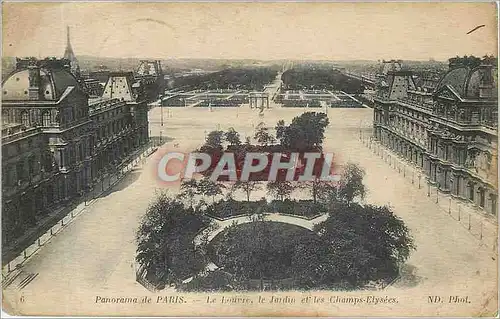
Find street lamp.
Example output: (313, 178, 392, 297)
(160, 94, 165, 126)
(161, 105, 164, 126)
(436, 182, 440, 203)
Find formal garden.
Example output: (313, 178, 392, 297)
(171, 67, 279, 91)
(136, 112, 416, 291)
(281, 67, 364, 93)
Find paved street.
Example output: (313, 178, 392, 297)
(2, 106, 497, 316)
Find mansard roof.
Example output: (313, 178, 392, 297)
(434, 64, 498, 100)
(101, 72, 137, 101)
(2, 58, 83, 101)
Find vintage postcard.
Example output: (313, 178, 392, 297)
(1, 2, 498, 317)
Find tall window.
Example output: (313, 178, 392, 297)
(479, 188, 485, 208)
(79, 144, 84, 160)
(490, 194, 497, 215)
(42, 111, 51, 126)
(468, 182, 475, 201)
(2, 110, 9, 124)
(21, 111, 29, 127)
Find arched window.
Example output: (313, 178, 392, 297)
(468, 182, 475, 201)
(478, 187, 485, 208)
(42, 111, 51, 126)
(21, 111, 30, 127)
(2, 110, 9, 124)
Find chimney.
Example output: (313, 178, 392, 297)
(27, 60, 42, 100)
(479, 63, 495, 99)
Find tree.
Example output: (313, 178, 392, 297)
(316, 181, 339, 206)
(136, 194, 210, 287)
(266, 180, 295, 201)
(291, 234, 337, 288)
(276, 112, 329, 151)
(197, 177, 225, 203)
(232, 180, 261, 202)
(313, 203, 415, 287)
(205, 130, 225, 149)
(337, 163, 366, 203)
(299, 177, 336, 204)
(225, 127, 241, 147)
(275, 120, 286, 141)
(213, 222, 315, 282)
(254, 122, 275, 146)
(301, 163, 366, 205)
(179, 179, 199, 208)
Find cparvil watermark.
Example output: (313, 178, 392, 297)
(155, 151, 341, 182)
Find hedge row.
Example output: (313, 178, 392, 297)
(204, 199, 326, 219)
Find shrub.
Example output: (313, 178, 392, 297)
(205, 199, 269, 219)
(180, 270, 236, 292)
(136, 194, 211, 286)
(270, 199, 326, 218)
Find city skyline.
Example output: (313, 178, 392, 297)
(1, 2, 498, 317)
(3, 2, 497, 61)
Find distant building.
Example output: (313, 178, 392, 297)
(83, 78, 104, 97)
(135, 60, 165, 102)
(63, 26, 80, 77)
(1, 57, 150, 245)
(88, 70, 111, 86)
(101, 72, 150, 144)
(373, 57, 498, 215)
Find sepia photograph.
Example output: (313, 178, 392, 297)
(1, 2, 498, 317)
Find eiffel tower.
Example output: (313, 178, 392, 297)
(63, 26, 80, 76)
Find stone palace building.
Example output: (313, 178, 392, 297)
(373, 57, 498, 215)
(1, 32, 156, 245)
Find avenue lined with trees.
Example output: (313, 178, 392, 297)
(171, 67, 279, 91)
(281, 67, 364, 93)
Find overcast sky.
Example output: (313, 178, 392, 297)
(2, 2, 498, 61)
